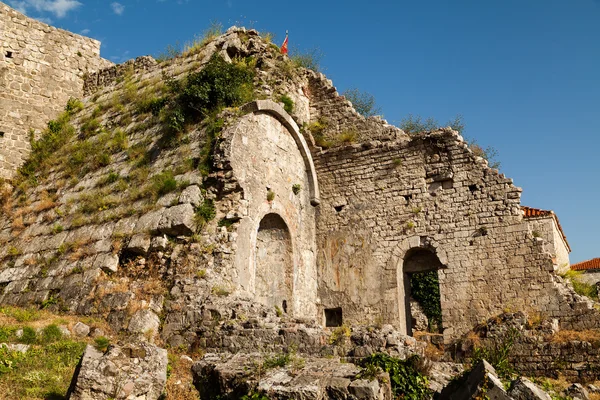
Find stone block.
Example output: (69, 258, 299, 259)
(126, 234, 151, 255)
(179, 185, 203, 207)
(157, 203, 196, 236)
(66, 342, 168, 400)
(93, 253, 119, 274)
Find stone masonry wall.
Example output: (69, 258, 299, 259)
(525, 216, 570, 273)
(0, 3, 111, 179)
(313, 129, 590, 341)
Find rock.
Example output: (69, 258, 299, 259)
(157, 192, 179, 207)
(439, 360, 511, 400)
(66, 342, 168, 400)
(179, 185, 203, 207)
(93, 253, 119, 274)
(58, 325, 71, 337)
(1, 343, 30, 353)
(158, 203, 196, 236)
(128, 309, 160, 337)
(509, 377, 552, 400)
(150, 235, 169, 251)
(588, 384, 600, 394)
(348, 378, 380, 399)
(89, 327, 105, 338)
(566, 383, 590, 400)
(73, 322, 91, 337)
(126, 234, 151, 255)
(410, 298, 429, 332)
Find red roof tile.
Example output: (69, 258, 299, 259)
(521, 206, 571, 253)
(571, 258, 600, 271)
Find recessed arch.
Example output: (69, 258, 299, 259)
(254, 213, 294, 313)
(241, 100, 320, 206)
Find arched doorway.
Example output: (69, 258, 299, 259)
(255, 213, 293, 314)
(402, 247, 444, 336)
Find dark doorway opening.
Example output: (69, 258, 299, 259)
(325, 307, 343, 327)
(403, 248, 444, 336)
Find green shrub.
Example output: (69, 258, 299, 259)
(80, 117, 101, 137)
(279, 95, 294, 114)
(290, 47, 323, 72)
(94, 336, 110, 352)
(65, 98, 84, 114)
(562, 270, 598, 300)
(162, 54, 254, 136)
(41, 324, 63, 344)
(410, 270, 442, 332)
(263, 353, 291, 369)
(342, 88, 381, 117)
(360, 353, 431, 400)
(195, 199, 216, 228)
(19, 327, 37, 344)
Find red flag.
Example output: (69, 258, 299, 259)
(281, 32, 288, 55)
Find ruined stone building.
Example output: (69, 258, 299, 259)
(0, 3, 597, 355)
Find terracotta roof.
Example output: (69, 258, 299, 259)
(521, 206, 571, 253)
(571, 258, 600, 271)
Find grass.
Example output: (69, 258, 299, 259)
(0, 306, 113, 400)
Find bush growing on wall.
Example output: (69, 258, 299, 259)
(410, 270, 443, 333)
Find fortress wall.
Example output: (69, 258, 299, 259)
(0, 4, 111, 179)
(313, 130, 568, 340)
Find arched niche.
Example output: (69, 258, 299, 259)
(255, 213, 294, 313)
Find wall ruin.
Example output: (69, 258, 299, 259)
(0, 4, 111, 179)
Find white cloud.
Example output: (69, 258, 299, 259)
(111, 2, 124, 15)
(80, 28, 90, 35)
(8, 0, 81, 18)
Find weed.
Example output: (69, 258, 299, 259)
(196, 269, 207, 279)
(532, 230, 542, 238)
(263, 353, 291, 369)
(393, 158, 403, 167)
(328, 325, 351, 346)
(41, 324, 63, 344)
(469, 328, 519, 379)
(290, 47, 323, 72)
(267, 190, 275, 202)
(0, 306, 40, 322)
(279, 95, 294, 114)
(338, 130, 357, 143)
(342, 88, 381, 117)
(182, 21, 223, 56)
(195, 199, 216, 228)
(19, 327, 37, 344)
(360, 353, 432, 400)
(51, 224, 64, 234)
(561, 270, 598, 300)
(211, 286, 230, 297)
(151, 170, 178, 197)
(292, 184, 302, 195)
(94, 336, 110, 352)
(7, 246, 22, 257)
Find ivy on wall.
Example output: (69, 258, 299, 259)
(410, 270, 442, 332)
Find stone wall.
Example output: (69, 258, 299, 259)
(312, 129, 588, 341)
(525, 214, 570, 273)
(220, 102, 319, 319)
(0, 3, 111, 179)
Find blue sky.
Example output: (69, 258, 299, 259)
(6, 0, 600, 263)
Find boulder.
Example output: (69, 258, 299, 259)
(439, 360, 511, 400)
(126, 234, 151, 255)
(158, 203, 196, 236)
(67, 341, 168, 400)
(179, 185, 203, 207)
(509, 377, 552, 400)
(566, 383, 590, 400)
(73, 322, 91, 337)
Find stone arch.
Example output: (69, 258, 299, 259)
(241, 100, 320, 206)
(254, 213, 294, 314)
(389, 236, 448, 335)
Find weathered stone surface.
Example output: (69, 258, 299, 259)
(179, 185, 203, 207)
(67, 342, 167, 400)
(566, 384, 590, 400)
(93, 253, 119, 274)
(73, 322, 91, 337)
(157, 204, 196, 236)
(192, 353, 392, 400)
(509, 377, 552, 400)
(1, 343, 30, 353)
(126, 234, 151, 255)
(128, 309, 160, 336)
(439, 360, 511, 400)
